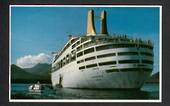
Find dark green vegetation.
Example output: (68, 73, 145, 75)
(11, 64, 51, 83)
(24, 63, 51, 76)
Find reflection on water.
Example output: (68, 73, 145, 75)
(55, 88, 149, 99)
(11, 83, 159, 99)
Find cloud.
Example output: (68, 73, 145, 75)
(16, 53, 52, 68)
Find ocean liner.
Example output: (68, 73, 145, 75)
(51, 10, 153, 89)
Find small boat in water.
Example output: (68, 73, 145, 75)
(28, 82, 42, 94)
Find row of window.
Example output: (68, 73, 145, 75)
(84, 48, 94, 55)
(53, 53, 77, 71)
(96, 43, 153, 51)
(72, 37, 92, 50)
(118, 52, 138, 56)
(77, 51, 152, 64)
(77, 53, 116, 64)
(55, 46, 152, 72)
(77, 52, 83, 57)
(79, 64, 98, 70)
(105, 68, 152, 73)
(78, 58, 152, 65)
(52, 57, 153, 71)
(118, 60, 153, 64)
(57, 37, 79, 59)
(57, 50, 152, 66)
(78, 61, 117, 69)
(119, 60, 140, 64)
(57, 36, 152, 66)
(74, 41, 153, 56)
(97, 53, 116, 58)
(79, 65, 152, 72)
(53, 46, 94, 71)
(99, 61, 116, 66)
(76, 45, 152, 59)
(78, 59, 153, 70)
(71, 36, 153, 52)
(77, 56, 96, 64)
(72, 40, 81, 49)
(78, 61, 116, 70)
(118, 52, 153, 56)
(77, 45, 82, 52)
(85, 56, 96, 61)
(77, 59, 84, 64)
(77, 47, 94, 58)
(86, 64, 98, 68)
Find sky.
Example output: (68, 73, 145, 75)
(11, 6, 160, 73)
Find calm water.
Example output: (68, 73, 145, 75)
(11, 83, 159, 99)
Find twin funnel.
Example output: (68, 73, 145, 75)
(87, 10, 108, 36)
(87, 10, 96, 36)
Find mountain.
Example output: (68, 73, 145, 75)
(146, 72, 159, 83)
(24, 63, 51, 77)
(11, 64, 51, 83)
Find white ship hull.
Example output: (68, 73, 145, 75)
(51, 47, 152, 89)
(52, 66, 151, 89)
(51, 47, 153, 89)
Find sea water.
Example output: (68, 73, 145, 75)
(11, 83, 159, 99)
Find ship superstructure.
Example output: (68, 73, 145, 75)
(51, 10, 153, 89)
